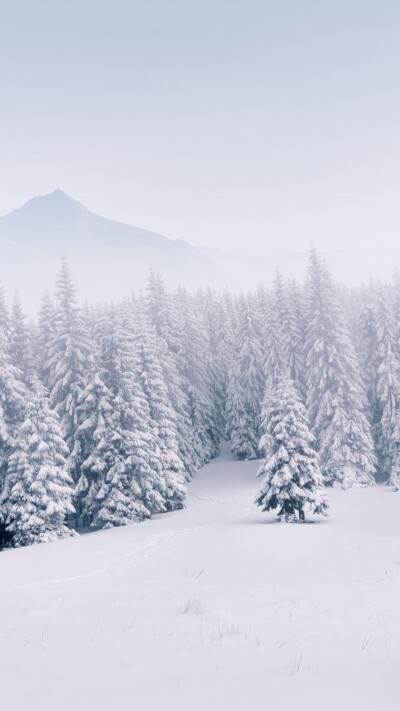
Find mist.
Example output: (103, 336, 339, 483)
(2, 0, 400, 262)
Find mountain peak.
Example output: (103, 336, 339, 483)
(49, 188, 72, 200)
(29, 189, 85, 210)
(0, 190, 224, 310)
(5, 188, 86, 217)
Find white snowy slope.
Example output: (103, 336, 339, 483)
(1, 444, 400, 711)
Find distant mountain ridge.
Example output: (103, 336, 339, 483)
(1, 189, 400, 312)
(0, 190, 226, 310)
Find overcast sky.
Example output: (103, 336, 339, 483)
(1, 0, 400, 254)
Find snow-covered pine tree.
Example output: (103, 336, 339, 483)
(145, 270, 172, 342)
(358, 285, 380, 426)
(393, 272, 400, 360)
(256, 282, 269, 321)
(282, 279, 307, 401)
(70, 352, 113, 519)
(377, 346, 400, 483)
(225, 359, 255, 458)
(386, 410, 400, 490)
(43, 258, 90, 480)
(4, 378, 75, 547)
(272, 271, 290, 352)
(0, 285, 10, 336)
(197, 287, 229, 440)
(9, 293, 35, 385)
(92, 313, 168, 528)
(374, 286, 400, 481)
(226, 297, 264, 459)
(145, 273, 198, 476)
(133, 320, 186, 510)
(304, 248, 376, 487)
(36, 291, 57, 387)
(256, 373, 328, 522)
(172, 287, 220, 466)
(0, 312, 26, 547)
(263, 293, 287, 393)
(0, 326, 26, 490)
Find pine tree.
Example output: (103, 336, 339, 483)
(72, 355, 115, 518)
(92, 314, 166, 528)
(134, 322, 186, 510)
(198, 287, 229, 439)
(0, 320, 26, 545)
(256, 374, 328, 522)
(172, 288, 220, 466)
(282, 279, 307, 401)
(36, 291, 57, 386)
(43, 258, 90, 479)
(4, 379, 76, 547)
(304, 248, 376, 487)
(226, 297, 264, 459)
(225, 361, 256, 458)
(358, 286, 379, 425)
(387, 410, 400, 490)
(145, 273, 198, 476)
(9, 293, 35, 385)
(0, 328, 26, 487)
(0, 285, 10, 336)
(263, 294, 287, 393)
(367, 286, 400, 482)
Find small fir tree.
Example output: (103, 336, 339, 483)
(256, 374, 328, 522)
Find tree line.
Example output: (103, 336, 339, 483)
(0, 248, 399, 545)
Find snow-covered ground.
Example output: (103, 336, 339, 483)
(1, 443, 400, 711)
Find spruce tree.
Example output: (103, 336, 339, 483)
(4, 379, 76, 547)
(373, 286, 400, 481)
(43, 258, 90, 479)
(172, 288, 220, 466)
(36, 291, 57, 387)
(0, 285, 10, 336)
(358, 286, 380, 425)
(225, 361, 257, 458)
(256, 374, 328, 522)
(282, 279, 307, 401)
(198, 287, 229, 441)
(145, 273, 198, 476)
(134, 323, 186, 510)
(263, 295, 287, 393)
(72, 355, 115, 518)
(0, 327, 26, 487)
(92, 314, 165, 528)
(226, 298, 264, 458)
(387, 410, 400, 490)
(9, 293, 35, 385)
(0, 319, 26, 544)
(304, 248, 376, 487)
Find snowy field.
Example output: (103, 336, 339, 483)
(1, 443, 400, 711)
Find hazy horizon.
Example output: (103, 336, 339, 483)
(2, 1, 400, 255)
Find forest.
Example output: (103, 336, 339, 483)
(0, 248, 399, 547)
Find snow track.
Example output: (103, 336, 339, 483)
(1, 444, 400, 711)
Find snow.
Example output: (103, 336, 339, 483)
(1, 443, 400, 710)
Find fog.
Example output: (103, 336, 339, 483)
(2, 0, 400, 260)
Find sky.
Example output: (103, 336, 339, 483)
(1, 0, 400, 255)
